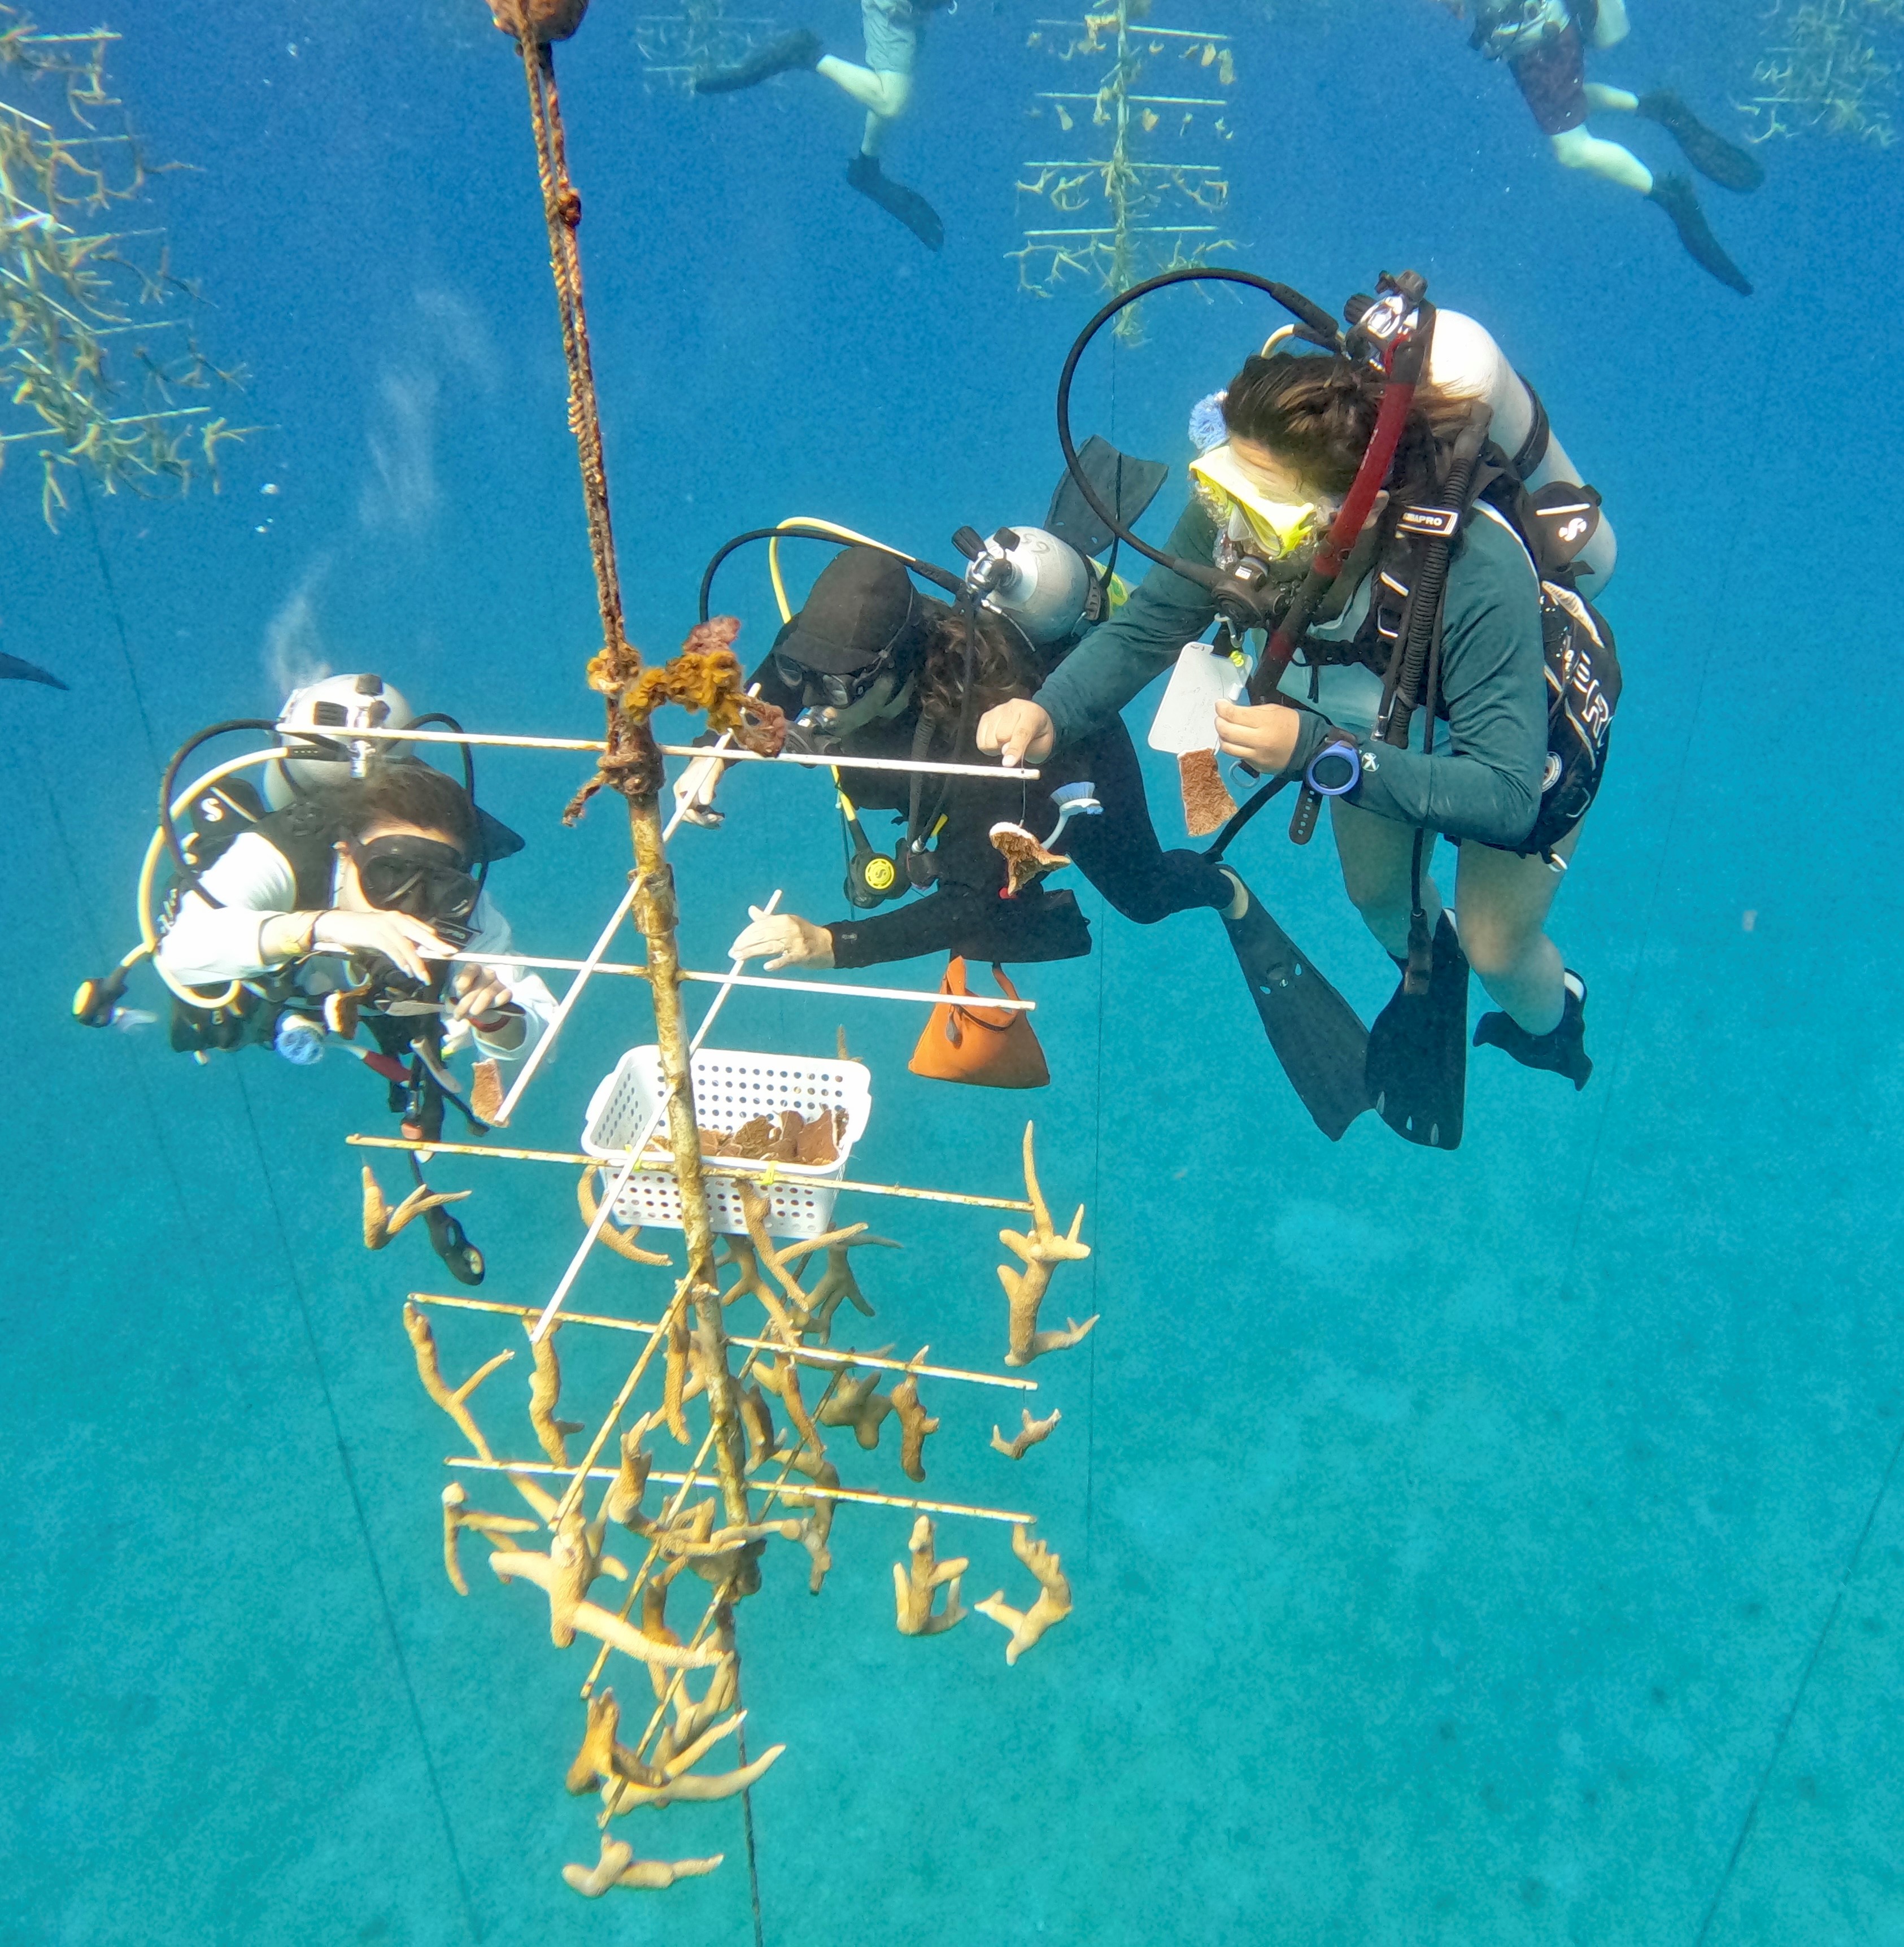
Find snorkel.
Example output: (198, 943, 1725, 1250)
(1051, 265, 1436, 701)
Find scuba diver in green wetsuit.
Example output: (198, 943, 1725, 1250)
(981, 282, 1619, 1151)
(692, 0, 950, 250)
(1430, 0, 1762, 294)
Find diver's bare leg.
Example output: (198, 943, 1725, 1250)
(1328, 796, 1443, 961)
(1452, 821, 1584, 1033)
(1550, 123, 1653, 194)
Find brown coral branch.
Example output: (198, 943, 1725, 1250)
(996, 1122, 1096, 1366)
(577, 1164, 672, 1265)
(890, 1370, 939, 1484)
(561, 1835, 724, 1897)
(526, 1319, 586, 1467)
(402, 1300, 512, 1461)
(439, 1483, 538, 1596)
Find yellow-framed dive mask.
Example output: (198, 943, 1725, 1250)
(1190, 442, 1323, 561)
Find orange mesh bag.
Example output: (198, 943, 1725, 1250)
(908, 959, 1049, 1090)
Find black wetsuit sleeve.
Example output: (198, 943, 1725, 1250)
(1287, 512, 1549, 846)
(1032, 496, 1220, 748)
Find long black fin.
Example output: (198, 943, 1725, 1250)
(1046, 435, 1169, 561)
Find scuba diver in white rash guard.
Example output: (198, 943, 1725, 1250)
(76, 673, 557, 1284)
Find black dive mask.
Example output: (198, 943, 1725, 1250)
(349, 835, 480, 935)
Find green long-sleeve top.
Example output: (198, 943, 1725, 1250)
(1034, 495, 1552, 849)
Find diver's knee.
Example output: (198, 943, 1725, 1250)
(1456, 916, 1532, 984)
(1549, 128, 1593, 170)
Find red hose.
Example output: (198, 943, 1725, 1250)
(1257, 377, 1417, 688)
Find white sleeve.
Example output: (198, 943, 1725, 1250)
(459, 893, 559, 1064)
(155, 833, 302, 987)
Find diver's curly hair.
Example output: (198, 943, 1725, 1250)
(1220, 351, 1476, 500)
(912, 601, 1036, 734)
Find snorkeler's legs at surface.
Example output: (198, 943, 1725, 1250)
(1060, 727, 1233, 926)
(1549, 124, 1653, 194)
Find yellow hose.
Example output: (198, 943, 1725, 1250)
(765, 516, 913, 627)
(136, 747, 293, 1010)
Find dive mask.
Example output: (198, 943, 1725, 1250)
(1190, 445, 1326, 562)
(348, 835, 480, 935)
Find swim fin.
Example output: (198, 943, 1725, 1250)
(1635, 90, 1764, 191)
(846, 153, 944, 251)
(1647, 173, 1752, 295)
(425, 1203, 486, 1286)
(1220, 872, 1370, 1141)
(1473, 971, 1593, 1090)
(692, 28, 821, 93)
(1365, 912, 1469, 1151)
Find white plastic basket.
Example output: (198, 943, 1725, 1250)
(580, 1046, 873, 1240)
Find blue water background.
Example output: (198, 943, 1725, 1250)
(4, 0, 1901, 1940)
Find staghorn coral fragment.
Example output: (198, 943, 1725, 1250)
(487, 1528, 720, 1670)
(365, 1166, 470, 1251)
(739, 1382, 777, 1470)
(601, 1740, 784, 1813)
(974, 1522, 1073, 1665)
(662, 1296, 694, 1443)
(892, 1514, 968, 1636)
(562, 1833, 724, 1896)
(402, 1301, 513, 1460)
(816, 1365, 894, 1451)
(996, 1122, 1096, 1366)
(526, 1319, 585, 1467)
(991, 1406, 1062, 1460)
(577, 1164, 672, 1265)
(714, 1235, 775, 1310)
(988, 821, 1072, 898)
(755, 1349, 821, 1454)
(605, 1419, 657, 1532)
(439, 1483, 538, 1596)
(737, 1186, 870, 1343)
(777, 1230, 900, 1343)
(890, 1369, 939, 1483)
(775, 1446, 842, 1593)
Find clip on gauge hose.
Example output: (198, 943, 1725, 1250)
(1288, 737, 1362, 845)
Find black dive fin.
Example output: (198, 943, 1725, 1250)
(1365, 912, 1469, 1151)
(1222, 877, 1370, 1141)
(1474, 974, 1593, 1091)
(1636, 91, 1764, 191)
(692, 27, 821, 92)
(425, 1204, 486, 1286)
(1046, 435, 1170, 561)
(845, 154, 943, 251)
(1648, 175, 1752, 295)
(0, 652, 67, 689)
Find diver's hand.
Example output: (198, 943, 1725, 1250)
(730, 907, 835, 973)
(672, 751, 729, 828)
(449, 965, 525, 1047)
(1214, 699, 1304, 775)
(308, 909, 455, 982)
(977, 699, 1055, 768)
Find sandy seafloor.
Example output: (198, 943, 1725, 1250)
(4, 1, 1902, 1941)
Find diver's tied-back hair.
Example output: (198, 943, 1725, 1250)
(1220, 351, 1474, 499)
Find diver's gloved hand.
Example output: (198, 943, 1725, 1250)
(448, 965, 525, 1049)
(730, 907, 836, 972)
(672, 750, 729, 827)
(977, 699, 1055, 768)
(308, 909, 457, 983)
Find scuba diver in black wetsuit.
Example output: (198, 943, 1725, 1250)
(713, 539, 1242, 978)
